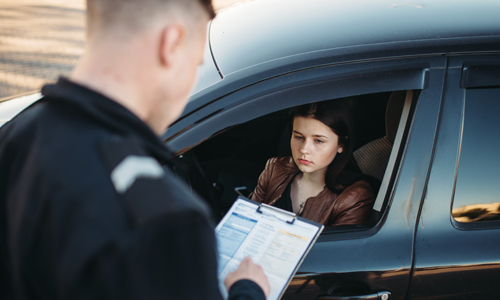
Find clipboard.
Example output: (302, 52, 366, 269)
(215, 196, 324, 300)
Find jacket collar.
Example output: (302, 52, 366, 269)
(266, 157, 331, 206)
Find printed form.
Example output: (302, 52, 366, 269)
(216, 197, 323, 300)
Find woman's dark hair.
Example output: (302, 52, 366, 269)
(291, 100, 365, 193)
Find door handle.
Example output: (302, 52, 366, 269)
(317, 291, 391, 300)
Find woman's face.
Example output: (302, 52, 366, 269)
(291, 116, 343, 176)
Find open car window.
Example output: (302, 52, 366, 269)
(172, 89, 417, 228)
(165, 57, 436, 236)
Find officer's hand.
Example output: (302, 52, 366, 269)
(224, 256, 270, 297)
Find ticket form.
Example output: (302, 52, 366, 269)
(216, 197, 324, 300)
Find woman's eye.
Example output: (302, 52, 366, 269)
(315, 139, 324, 143)
(294, 135, 303, 140)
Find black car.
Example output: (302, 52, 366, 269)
(162, 0, 500, 299)
(2, 0, 500, 299)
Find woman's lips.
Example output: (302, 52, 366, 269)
(298, 159, 312, 165)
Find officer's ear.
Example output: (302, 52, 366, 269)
(158, 23, 186, 68)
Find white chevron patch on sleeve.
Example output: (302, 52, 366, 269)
(111, 155, 164, 193)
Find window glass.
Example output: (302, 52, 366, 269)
(452, 88, 500, 223)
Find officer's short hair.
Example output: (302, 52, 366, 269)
(86, 0, 215, 36)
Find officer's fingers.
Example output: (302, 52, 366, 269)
(248, 262, 270, 297)
(224, 257, 270, 297)
(240, 256, 253, 267)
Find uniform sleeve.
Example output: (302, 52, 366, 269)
(52, 138, 262, 300)
(329, 181, 375, 226)
(57, 137, 226, 300)
(250, 158, 276, 203)
(71, 209, 223, 300)
(228, 280, 265, 300)
(67, 188, 265, 300)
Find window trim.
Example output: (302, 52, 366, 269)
(460, 63, 500, 89)
(372, 90, 414, 212)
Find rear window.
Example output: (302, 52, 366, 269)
(452, 88, 500, 224)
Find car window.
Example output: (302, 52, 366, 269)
(177, 89, 417, 231)
(452, 87, 500, 224)
(166, 58, 433, 233)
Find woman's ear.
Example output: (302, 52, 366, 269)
(338, 136, 348, 153)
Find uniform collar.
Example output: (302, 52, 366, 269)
(41, 77, 175, 162)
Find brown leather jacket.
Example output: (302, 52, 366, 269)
(250, 157, 375, 226)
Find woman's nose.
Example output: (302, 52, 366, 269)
(300, 139, 311, 154)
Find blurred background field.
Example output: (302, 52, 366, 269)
(0, 0, 244, 99)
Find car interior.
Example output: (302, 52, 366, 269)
(168, 90, 416, 231)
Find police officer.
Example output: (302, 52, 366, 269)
(0, 0, 270, 299)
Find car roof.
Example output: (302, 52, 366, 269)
(210, 0, 500, 76)
(0, 93, 41, 128)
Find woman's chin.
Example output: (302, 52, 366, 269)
(297, 164, 314, 173)
(297, 164, 330, 176)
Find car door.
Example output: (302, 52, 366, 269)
(165, 56, 447, 300)
(408, 55, 500, 299)
(282, 59, 446, 300)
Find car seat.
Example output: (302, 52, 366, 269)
(353, 91, 407, 181)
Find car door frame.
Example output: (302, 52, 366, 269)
(408, 54, 500, 300)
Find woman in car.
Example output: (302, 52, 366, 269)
(250, 100, 376, 226)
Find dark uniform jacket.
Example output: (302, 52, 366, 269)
(0, 78, 264, 300)
(251, 157, 375, 226)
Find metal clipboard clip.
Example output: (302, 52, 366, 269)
(256, 203, 297, 225)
